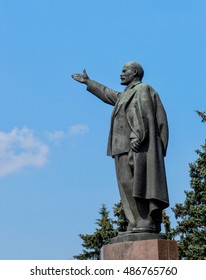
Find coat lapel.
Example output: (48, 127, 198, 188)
(123, 81, 142, 111)
(112, 81, 142, 120)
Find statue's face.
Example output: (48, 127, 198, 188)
(120, 64, 136, 85)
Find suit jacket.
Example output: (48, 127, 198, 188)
(87, 79, 169, 208)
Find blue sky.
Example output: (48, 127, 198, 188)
(0, 0, 206, 259)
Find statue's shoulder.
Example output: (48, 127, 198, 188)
(136, 82, 151, 89)
(137, 82, 157, 95)
(134, 82, 151, 93)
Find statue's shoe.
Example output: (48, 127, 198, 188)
(131, 226, 159, 233)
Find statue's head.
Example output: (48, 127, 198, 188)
(120, 62, 144, 85)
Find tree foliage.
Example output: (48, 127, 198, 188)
(171, 142, 206, 259)
(196, 110, 206, 123)
(113, 201, 128, 232)
(162, 210, 172, 239)
(73, 204, 118, 260)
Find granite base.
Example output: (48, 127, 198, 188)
(101, 238, 179, 260)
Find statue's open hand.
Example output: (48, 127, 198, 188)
(71, 69, 89, 84)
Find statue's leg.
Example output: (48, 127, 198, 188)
(114, 153, 139, 231)
(131, 152, 161, 233)
(115, 152, 161, 233)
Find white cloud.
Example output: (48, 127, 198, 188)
(46, 130, 65, 141)
(0, 127, 49, 177)
(46, 124, 89, 144)
(68, 124, 89, 137)
(45, 130, 65, 145)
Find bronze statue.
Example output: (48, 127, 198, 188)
(72, 62, 169, 234)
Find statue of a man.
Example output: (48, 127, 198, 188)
(72, 62, 169, 234)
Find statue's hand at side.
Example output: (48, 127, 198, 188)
(71, 69, 89, 84)
(131, 139, 141, 153)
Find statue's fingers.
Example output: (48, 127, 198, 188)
(131, 142, 140, 152)
(83, 69, 89, 78)
(72, 74, 80, 80)
(131, 142, 136, 149)
(132, 141, 138, 148)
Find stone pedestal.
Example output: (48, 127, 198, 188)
(101, 239, 179, 260)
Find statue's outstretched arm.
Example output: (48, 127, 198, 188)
(71, 69, 118, 106)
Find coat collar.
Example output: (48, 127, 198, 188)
(113, 81, 142, 116)
(123, 80, 142, 91)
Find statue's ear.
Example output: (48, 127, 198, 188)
(133, 69, 138, 77)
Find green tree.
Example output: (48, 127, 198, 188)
(196, 110, 206, 122)
(73, 204, 117, 260)
(113, 201, 128, 232)
(162, 210, 172, 239)
(171, 142, 206, 259)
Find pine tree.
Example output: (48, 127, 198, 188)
(113, 201, 128, 232)
(162, 210, 172, 239)
(73, 204, 117, 260)
(196, 110, 206, 122)
(171, 142, 206, 259)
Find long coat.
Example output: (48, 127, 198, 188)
(87, 80, 169, 210)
